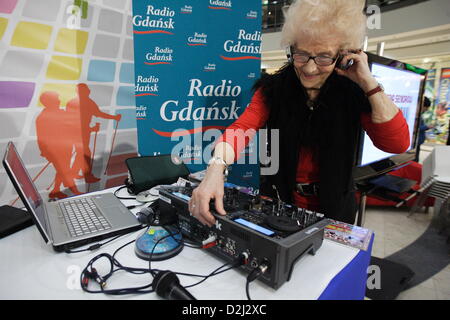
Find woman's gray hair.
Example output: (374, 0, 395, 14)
(281, 0, 367, 50)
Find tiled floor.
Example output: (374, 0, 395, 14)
(363, 204, 450, 300)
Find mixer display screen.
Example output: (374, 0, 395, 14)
(234, 218, 275, 236)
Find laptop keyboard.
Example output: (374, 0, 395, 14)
(59, 197, 112, 237)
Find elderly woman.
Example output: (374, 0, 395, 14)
(189, 0, 410, 225)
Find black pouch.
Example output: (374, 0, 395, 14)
(0, 205, 34, 238)
(124, 155, 190, 195)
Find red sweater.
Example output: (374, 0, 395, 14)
(219, 89, 410, 210)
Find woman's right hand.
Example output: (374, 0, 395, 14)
(188, 164, 227, 227)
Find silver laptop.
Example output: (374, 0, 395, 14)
(2, 141, 141, 252)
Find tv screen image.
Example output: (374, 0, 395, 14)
(359, 62, 423, 166)
(353, 53, 427, 181)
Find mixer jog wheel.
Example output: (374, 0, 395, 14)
(265, 215, 301, 233)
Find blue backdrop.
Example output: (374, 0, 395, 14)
(132, 0, 262, 190)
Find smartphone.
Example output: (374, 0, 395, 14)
(336, 55, 354, 70)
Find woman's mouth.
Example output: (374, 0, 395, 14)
(301, 73, 319, 80)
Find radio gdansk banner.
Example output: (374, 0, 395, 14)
(132, 0, 262, 189)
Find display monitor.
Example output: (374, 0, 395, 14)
(354, 53, 427, 181)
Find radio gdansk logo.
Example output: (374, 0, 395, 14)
(221, 29, 261, 60)
(136, 105, 147, 120)
(135, 75, 159, 98)
(180, 5, 192, 14)
(209, 0, 232, 10)
(242, 171, 254, 179)
(145, 47, 173, 65)
(188, 32, 207, 46)
(133, 5, 175, 32)
(204, 63, 216, 72)
(158, 79, 242, 124)
(246, 10, 258, 19)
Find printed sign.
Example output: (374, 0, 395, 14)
(132, 1, 262, 189)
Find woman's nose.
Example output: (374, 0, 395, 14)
(302, 59, 318, 73)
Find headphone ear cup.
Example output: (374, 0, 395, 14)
(137, 206, 155, 225)
(286, 46, 293, 64)
(125, 178, 135, 195)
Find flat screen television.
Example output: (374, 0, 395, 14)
(353, 52, 427, 181)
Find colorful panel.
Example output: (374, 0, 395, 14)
(0, 81, 35, 109)
(87, 85, 114, 107)
(122, 38, 134, 61)
(11, 21, 52, 50)
(126, 15, 133, 36)
(0, 0, 18, 14)
(87, 60, 116, 82)
(46, 56, 83, 80)
(22, 0, 61, 22)
(103, 0, 127, 10)
(0, 18, 8, 40)
(119, 63, 135, 84)
(116, 86, 135, 106)
(98, 8, 123, 34)
(116, 109, 137, 129)
(39, 83, 77, 108)
(0, 111, 26, 139)
(0, 50, 45, 78)
(92, 34, 120, 58)
(54, 28, 89, 55)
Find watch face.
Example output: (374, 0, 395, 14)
(379, 82, 385, 91)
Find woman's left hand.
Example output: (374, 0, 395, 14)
(335, 50, 378, 92)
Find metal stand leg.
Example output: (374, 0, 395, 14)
(357, 192, 367, 227)
(408, 187, 431, 218)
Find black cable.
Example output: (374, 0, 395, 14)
(145, 225, 244, 289)
(246, 278, 252, 300)
(183, 263, 236, 289)
(245, 263, 269, 301)
(80, 251, 155, 295)
(65, 230, 143, 254)
(79, 224, 241, 297)
(147, 225, 184, 276)
(245, 267, 259, 300)
(114, 185, 137, 200)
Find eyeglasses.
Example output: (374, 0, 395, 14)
(291, 51, 337, 66)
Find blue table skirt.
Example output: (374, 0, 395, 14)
(318, 234, 374, 300)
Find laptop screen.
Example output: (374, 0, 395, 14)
(3, 142, 50, 243)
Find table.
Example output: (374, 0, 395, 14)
(0, 187, 373, 300)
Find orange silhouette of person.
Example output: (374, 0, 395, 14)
(65, 98, 100, 180)
(66, 83, 121, 183)
(36, 91, 82, 199)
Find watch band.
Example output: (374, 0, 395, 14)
(208, 156, 229, 178)
(366, 85, 383, 98)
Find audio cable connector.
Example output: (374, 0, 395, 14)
(245, 260, 270, 300)
(247, 261, 269, 283)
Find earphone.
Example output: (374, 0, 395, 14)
(286, 46, 293, 64)
(136, 201, 178, 226)
(136, 202, 159, 225)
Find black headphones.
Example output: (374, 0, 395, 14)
(286, 46, 293, 64)
(136, 202, 159, 225)
(136, 201, 178, 226)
